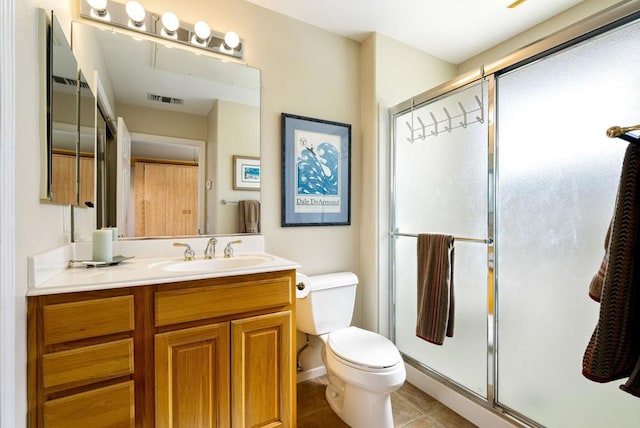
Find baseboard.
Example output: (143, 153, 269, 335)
(296, 366, 327, 383)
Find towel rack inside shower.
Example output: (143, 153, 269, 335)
(607, 123, 640, 145)
(391, 232, 493, 244)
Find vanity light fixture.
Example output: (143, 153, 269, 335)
(80, 0, 244, 59)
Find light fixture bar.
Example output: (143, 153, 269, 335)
(80, 0, 243, 59)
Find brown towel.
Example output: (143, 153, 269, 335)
(416, 234, 455, 345)
(588, 222, 611, 301)
(582, 143, 640, 398)
(239, 200, 261, 233)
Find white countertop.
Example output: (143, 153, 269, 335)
(27, 235, 301, 296)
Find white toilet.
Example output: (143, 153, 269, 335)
(296, 272, 406, 428)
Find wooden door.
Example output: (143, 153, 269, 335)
(135, 163, 167, 237)
(134, 162, 198, 237)
(79, 154, 94, 208)
(231, 311, 294, 428)
(155, 323, 230, 428)
(51, 153, 76, 205)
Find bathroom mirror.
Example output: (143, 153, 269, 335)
(78, 70, 96, 207)
(71, 22, 261, 239)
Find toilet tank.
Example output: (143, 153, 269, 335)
(296, 272, 358, 336)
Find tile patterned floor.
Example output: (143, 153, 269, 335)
(297, 376, 477, 428)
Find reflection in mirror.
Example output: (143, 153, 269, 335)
(49, 12, 79, 205)
(72, 22, 261, 240)
(78, 70, 96, 208)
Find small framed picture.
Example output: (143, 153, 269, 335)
(233, 155, 261, 190)
(281, 113, 351, 226)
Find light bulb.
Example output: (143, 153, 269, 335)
(161, 11, 180, 36)
(125, 1, 145, 26)
(224, 31, 240, 49)
(87, 0, 107, 14)
(193, 20, 211, 43)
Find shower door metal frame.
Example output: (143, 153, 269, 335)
(388, 1, 640, 426)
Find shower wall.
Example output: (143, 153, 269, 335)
(391, 16, 640, 428)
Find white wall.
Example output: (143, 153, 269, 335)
(214, 100, 260, 234)
(13, 1, 77, 426)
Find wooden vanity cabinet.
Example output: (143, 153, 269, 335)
(27, 288, 141, 428)
(28, 270, 296, 428)
(153, 270, 296, 427)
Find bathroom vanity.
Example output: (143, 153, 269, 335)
(27, 239, 298, 428)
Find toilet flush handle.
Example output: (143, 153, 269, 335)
(296, 282, 305, 291)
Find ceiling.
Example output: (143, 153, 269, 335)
(246, 0, 584, 64)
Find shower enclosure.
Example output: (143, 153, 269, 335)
(390, 8, 640, 428)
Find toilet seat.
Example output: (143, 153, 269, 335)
(327, 326, 401, 370)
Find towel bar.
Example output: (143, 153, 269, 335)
(391, 232, 492, 244)
(220, 199, 239, 205)
(607, 124, 640, 145)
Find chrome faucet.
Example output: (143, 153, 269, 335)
(173, 242, 195, 261)
(204, 237, 217, 259)
(224, 240, 242, 258)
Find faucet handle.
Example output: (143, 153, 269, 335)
(173, 242, 195, 261)
(223, 239, 242, 258)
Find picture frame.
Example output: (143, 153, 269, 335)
(233, 155, 261, 190)
(281, 113, 351, 227)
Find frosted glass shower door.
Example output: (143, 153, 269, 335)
(393, 83, 489, 397)
(496, 19, 640, 427)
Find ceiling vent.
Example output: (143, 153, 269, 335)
(147, 93, 184, 105)
(52, 76, 90, 89)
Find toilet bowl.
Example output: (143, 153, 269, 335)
(296, 272, 406, 428)
(321, 327, 406, 428)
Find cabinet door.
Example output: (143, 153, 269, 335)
(155, 323, 230, 428)
(231, 311, 294, 428)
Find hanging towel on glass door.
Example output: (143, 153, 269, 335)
(416, 234, 455, 345)
(583, 143, 640, 398)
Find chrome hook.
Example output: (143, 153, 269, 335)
(458, 102, 468, 128)
(429, 112, 439, 137)
(443, 107, 452, 132)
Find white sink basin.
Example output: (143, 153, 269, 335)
(157, 255, 274, 273)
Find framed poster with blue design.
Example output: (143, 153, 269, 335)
(281, 113, 351, 226)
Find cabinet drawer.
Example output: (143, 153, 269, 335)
(43, 295, 134, 345)
(43, 338, 134, 389)
(155, 276, 292, 326)
(43, 381, 134, 428)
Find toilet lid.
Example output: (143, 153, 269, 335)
(327, 327, 401, 369)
